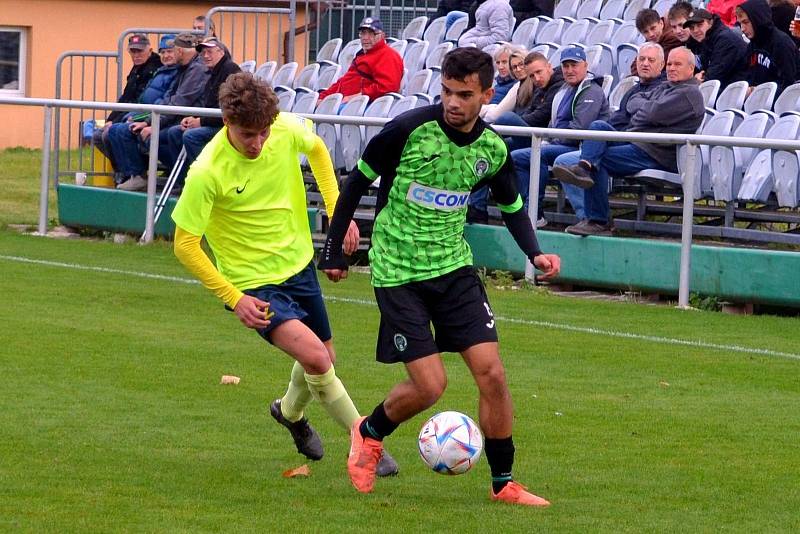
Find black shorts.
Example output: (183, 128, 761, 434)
(373, 266, 498, 364)
(242, 262, 332, 344)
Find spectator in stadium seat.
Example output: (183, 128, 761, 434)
(684, 8, 749, 89)
(91, 33, 161, 166)
(551, 47, 704, 236)
(193, 15, 216, 37)
(507, 46, 609, 226)
(769, 0, 800, 44)
(630, 9, 682, 76)
(458, 0, 514, 49)
(668, 1, 695, 44)
(165, 37, 241, 186)
(736, 0, 800, 95)
(109, 33, 209, 191)
(546, 43, 667, 222)
(490, 45, 519, 104)
(318, 17, 403, 104)
(510, 0, 555, 26)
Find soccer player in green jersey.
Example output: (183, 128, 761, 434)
(171, 72, 397, 475)
(318, 48, 561, 505)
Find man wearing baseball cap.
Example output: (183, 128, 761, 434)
(683, 7, 747, 89)
(318, 17, 403, 104)
(509, 45, 609, 225)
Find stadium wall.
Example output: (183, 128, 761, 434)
(0, 0, 303, 149)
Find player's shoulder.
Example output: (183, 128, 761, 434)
(390, 104, 441, 133)
(272, 111, 313, 134)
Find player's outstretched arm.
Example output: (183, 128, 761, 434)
(499, 202, 561, 281)
(305, 135, 360, 255)
(317, 167, 373, 282)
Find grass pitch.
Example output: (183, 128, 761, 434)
(1, 229, 799, 532)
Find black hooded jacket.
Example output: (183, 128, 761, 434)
(739, 0, 800, 93)
(692, 15, 749, 89)
(198, 51, 241, 128)
(519, 66, 564, 127)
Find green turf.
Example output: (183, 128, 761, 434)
(1, 229, 799, 532)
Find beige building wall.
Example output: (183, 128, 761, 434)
(0, 0, 307, 148)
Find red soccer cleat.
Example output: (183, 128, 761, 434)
(490, 481, 551, 507)
(347, 416, 383, 493)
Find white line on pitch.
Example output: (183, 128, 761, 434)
(2, 254, 798, 362)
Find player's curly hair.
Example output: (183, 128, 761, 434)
(218, 72, 280, 129)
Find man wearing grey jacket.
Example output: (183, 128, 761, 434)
(509, 46, 609, 225)
(552, 46, 705, 236)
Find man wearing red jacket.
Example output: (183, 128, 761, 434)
(319, 17, 403, 103)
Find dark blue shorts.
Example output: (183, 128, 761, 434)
(242, 262, 332, 344)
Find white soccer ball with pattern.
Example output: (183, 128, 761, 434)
(418, 411, 483, 475)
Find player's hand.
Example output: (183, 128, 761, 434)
(234, 294, 273, 329)
(323, 268, 348, 283)
(343, 220, 360, 255)
(533, 253, 561, 281)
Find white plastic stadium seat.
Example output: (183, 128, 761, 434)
(737, 114, 800, 202)
(772, 147, 800, 207)
(585, 20, 616, 45)
(338, 39, 362, 69)
(388, 39, 408, 59)
(772, 82, 800, 116)
(743, 82, 777, 114)
(293, 63, 320, 91)
(405, 68, 432, 97)
(402, 16, 429, 41)
(389, 95, 418, 118)
(423, 16, 447, 46)
(553, 0, 579, 19)
(715, 80, 749, 112)
(316, 62, 341, 91)
(276, 88, 296, 111)
(598, 0, 626, 20)
(511, 17, 540, 48)
(535, 19, 565, 45)
(428, 69, 442, 99)
(699, 79, 721, 108)
(608, 75, 639, 112)
(561, 19, 593, 46)
(239, 60, 256, 73)
(363, 95, 395, 146)
(291, 90, 319, 114)
(339, 95, 370, 171)
(316, 38, 342, 63)
(254, 61, 277, 85)
(404, 40, 430, 75)
(271, 62, 299, 91)
(709, 112, 772, 201)
(575, 0, 603, 19)
(586, 44, 613, 78)
(623, 0, 650, 20)
(445, 16, 468, 42)
(652, 0, 673, 16)
(314, 93, 343, 164)
(426, 42, 453, 70)
(615, 44, 639, 81)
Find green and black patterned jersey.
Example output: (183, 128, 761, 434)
(355, 105, 526, 287)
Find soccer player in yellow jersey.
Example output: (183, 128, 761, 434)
(171, 72, 397, 475)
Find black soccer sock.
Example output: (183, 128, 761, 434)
(485, 436, 515, 494)
(359, 402, 399, 442)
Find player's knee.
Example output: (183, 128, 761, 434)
(299, 345, 333, 375)
(477, 362, 508, 393)
(417, 376, 447, 409)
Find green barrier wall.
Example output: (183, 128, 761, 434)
(57, 185, 800, 307)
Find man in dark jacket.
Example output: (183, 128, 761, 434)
(736, 0, 800, 94)
(508, 46, 609, 225)
(684, 8, 748, 89)
(165, 37, 241, 185)
(92, 33, 161, 163)
(109, 33, 209, 191)
(552, 46, 705, 236)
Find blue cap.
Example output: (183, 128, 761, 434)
(560, 46, 587, 64)
(358, 17, 384, 32)
(159, 34, 176, 51)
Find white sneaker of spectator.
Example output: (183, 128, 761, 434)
(536, 217, 547, 229)
(117, 175, 147, 192)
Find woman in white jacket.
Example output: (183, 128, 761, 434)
(480, 46, 529, 123)
(458, 0, 514, 49)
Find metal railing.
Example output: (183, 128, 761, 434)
(3, 95, 800, 308)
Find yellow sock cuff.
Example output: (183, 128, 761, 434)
(304, 366, 345, 403)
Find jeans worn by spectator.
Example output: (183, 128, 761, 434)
(166, 124, 219, 184)
(511, 143, 577, 219)
(108, 122, 176, 182)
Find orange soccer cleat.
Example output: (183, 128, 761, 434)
(490, 481, 551, 507)
(347, 416, 384, 493)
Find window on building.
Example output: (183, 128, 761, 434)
(0, 27, 26, 96)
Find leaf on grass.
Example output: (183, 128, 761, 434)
(659, 381, 670, 388)
(220, 375, 240, 385)
(282, 464, 310, 478)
